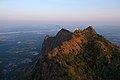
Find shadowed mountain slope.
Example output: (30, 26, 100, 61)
(25, 26, 120, 80)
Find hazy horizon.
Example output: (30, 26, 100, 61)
(1, 1, 120, 80)
(0, 0, 120, 27)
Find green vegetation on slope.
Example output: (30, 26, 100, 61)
(25, 26, 120, 80)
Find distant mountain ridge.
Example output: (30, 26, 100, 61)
(25, 26, 120, 80)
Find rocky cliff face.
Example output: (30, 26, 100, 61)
(41, 28, 72, 56)
(25, 26, 120, 80)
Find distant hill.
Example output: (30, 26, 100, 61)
(25, 26, 120, 80)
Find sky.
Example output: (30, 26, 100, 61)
(0, 0, 120, 27)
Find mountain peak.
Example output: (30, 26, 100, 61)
(25, 26, 120, 80)
(56, 28, 71, 36)
(40, 28, 72, 56)
(85, 26, 96, 34)
(60, 28, 69, 31)
(74, 28, 82, 33)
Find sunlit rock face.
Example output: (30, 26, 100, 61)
(41, 28, 72, 56)
(25, 26, 120, 80)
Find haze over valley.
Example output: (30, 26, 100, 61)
(0, 0, 120, 80)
